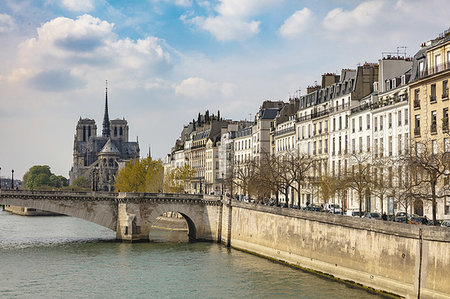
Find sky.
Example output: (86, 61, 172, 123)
(0, 0, 449, 179)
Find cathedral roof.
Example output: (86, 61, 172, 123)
(99, 139, 120, 156)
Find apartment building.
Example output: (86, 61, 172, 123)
(409, 31, 450, 220)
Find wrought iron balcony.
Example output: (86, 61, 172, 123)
(414, 126, 421, 136)
(431, 123, 437, 134)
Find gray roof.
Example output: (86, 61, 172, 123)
(260, 108, 280, 119)
(99, 139, 120, 155)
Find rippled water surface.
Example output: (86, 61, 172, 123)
(0, 209, 383, 298)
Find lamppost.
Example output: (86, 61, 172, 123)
(11, 169, 14, 190)
(221, 172, 224, 195)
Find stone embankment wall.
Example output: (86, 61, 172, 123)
(224, 200, 450, 299)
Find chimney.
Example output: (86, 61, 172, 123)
(306, 85, 321, 94)
(321, 73, 340, 88)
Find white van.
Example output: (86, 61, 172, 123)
(326, 203, 342, 214)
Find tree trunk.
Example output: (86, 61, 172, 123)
(432, 180, 437, 225)
(359, 191, 363, 217)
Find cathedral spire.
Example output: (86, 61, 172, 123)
(102, 80, 111, 137)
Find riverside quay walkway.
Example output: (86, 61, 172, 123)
(0, 189, 223, 242)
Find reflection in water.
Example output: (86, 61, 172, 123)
(149, 212, 189, 243)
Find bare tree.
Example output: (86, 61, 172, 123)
(344, 152, 373, 216)
(404, 139, 450, 225)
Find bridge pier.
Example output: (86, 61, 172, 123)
(116, 202, 149, 242)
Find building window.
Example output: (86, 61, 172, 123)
(388, 136, 393, 156)
(388, 113, 392, 129)
(405, 108, 409, 125)
(431, 110, 437, 133)
(359, 116, 362, 131)
(443, 80, 449, 99)
(325, 139, 328, 153)
(374, 139, 378, 158)
(352, 138, 355, 154)
(414, 115, 420, 136)
(405, 133, 409, 153)
(359, 136, 363, 153)
(398, 110, 402, 126)
(380, 115, 384, 131)
(366, 114, 370, 130)
(333, 118, 336, 131)
(380, 137, 384, 157)
(345, 135, 348, 154)
(414, 89, 420, 108)
(430, 84, 437, 103)
(435, 54, 441, 72)
(432, 140, 437, 155)
(339, 116, 342, 130)
(445, 138, 449, 152)
(443, 108, 449, 132)
(367, 135, 370, 152)
(374, 117, 378, 132)
(332, 137, 335, 155)
(352, 118, 355, 133)
(339, 136, 342, 154)
(398, 134, 402, 155)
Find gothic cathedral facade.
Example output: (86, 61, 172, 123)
(69, 86, 140, 191)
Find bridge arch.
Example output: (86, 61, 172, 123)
(141, 202, 203, 242)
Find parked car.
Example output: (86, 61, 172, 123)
(410, 216, 428, 225)
(304, 204, 324, 212)
(440, 220, 450, 227)
(363, 212, 381, 220)
(346, 210, 363, 217)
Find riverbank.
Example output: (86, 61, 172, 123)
(222, 200, 450, 299)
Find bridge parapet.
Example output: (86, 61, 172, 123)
(0, 189, 117, 201)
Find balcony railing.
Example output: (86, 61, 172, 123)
(274, 126, 295, 137)
(431, 123, 437, 134)
(443, 119, 449, 132)
(414, 126, 421, 136)
(417, 62, 450, 79)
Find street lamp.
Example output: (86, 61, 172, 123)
(11, 169, 14, 190)
(221, 172, 224, 195)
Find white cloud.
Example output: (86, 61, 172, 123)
(61, 0, 95, 12)
(183, 0, 279, 41)
(189, 16, 260, 41)
(175, 77, 235, 100)
(321, 0, 450, 44)
(216, 0, 280, 18)
(0, 13, 15, 33)
(278, 8, 314, 38)
(323, 0, 384, 32)
(6, 14, 171, 91)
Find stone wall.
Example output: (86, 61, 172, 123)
(227, 201, 450, 299)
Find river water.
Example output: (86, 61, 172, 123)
(0, 209, 383, 298)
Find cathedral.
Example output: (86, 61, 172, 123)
(69, 85, 140, 191)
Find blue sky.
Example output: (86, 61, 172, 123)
(0, 0, 449, 178)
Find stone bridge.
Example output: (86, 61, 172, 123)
(0, 189, 224, 242)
